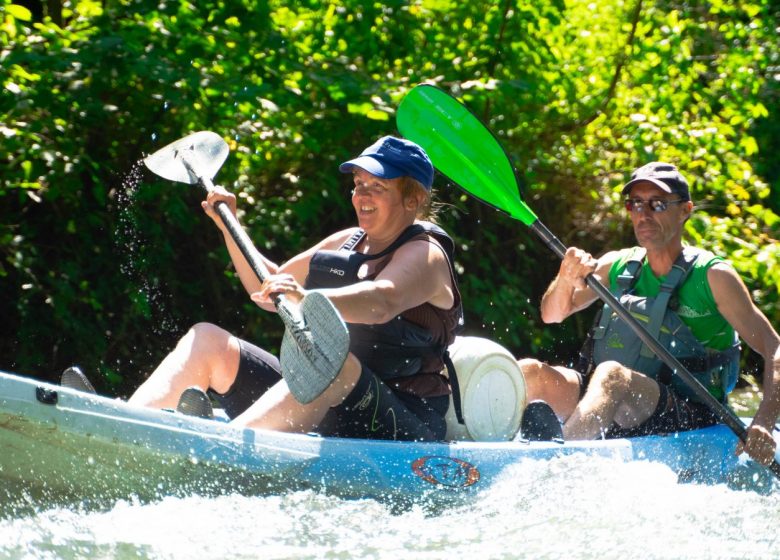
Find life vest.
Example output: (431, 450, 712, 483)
(305, 222, 466, 421)
(583, 247, 740, 403)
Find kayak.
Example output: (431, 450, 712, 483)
(0, 369, 774, 512)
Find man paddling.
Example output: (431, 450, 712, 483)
(519, 162, 780, 466)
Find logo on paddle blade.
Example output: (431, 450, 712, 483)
(411, 456, 480, 488)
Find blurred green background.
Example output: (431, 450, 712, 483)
(2, 0, 778, 397)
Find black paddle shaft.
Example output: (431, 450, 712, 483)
(530, 220, 780, 477)
(177, 151, 299, 327)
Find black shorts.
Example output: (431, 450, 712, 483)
(210, 338, 447, 442)
(605, 383, 719, 438)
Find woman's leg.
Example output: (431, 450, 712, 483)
(128, 322, 241, 409)
(230, 353, 363, 432)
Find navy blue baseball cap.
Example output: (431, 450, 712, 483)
(339, 135, 434, 190)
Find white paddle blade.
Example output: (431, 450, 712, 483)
(280, 291, 350, 404)
(144, 131, 229, 184)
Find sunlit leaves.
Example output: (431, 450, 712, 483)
(0, 0, 778, 386)
(5, 3, 31, 20)
(68, 0, 102, 19)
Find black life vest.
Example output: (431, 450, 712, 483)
(305, 222, 466, 421)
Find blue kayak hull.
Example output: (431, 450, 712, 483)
(0, 370, 774, 509)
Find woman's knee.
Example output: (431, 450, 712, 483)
(188, 322, 230, 346)
(183, 323, 236, 358)
(320, 353, 362, 407)
(184, 322, 241, 390)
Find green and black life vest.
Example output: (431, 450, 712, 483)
(583, 246, 740, 403)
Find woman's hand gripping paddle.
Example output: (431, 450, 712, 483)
(144, 131, 349, 404)
(397, 84, 780, 477)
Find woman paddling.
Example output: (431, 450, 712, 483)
(67, 136, 463, 441)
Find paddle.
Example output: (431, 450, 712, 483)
(397, 84, 780, 477)
(144, 131, 349, 404)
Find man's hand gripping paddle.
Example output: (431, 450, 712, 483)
(144, 131, 349, 404)
(397, 84, 780, 477)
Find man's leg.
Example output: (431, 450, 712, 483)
(128, 322, 241, 410)
(563, 360, 661, 440)
(518, 358, 582, 421)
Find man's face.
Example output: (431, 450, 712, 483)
(625, 182, 692, 251)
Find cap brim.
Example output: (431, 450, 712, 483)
(339, 156, 404, 179)
(622, 177, 674, 195)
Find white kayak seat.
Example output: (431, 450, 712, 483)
(443, 336, 527, 441)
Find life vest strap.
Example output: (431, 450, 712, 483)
(640, 248, 699, 358)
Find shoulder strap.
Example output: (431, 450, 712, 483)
(352, 222, 455, 263)
(336, 225, 425, 260)
(415, 221, 457, 264)
(377, 224, 428, 258)
(639, 246, 701, 358)
(340, 229, 366, 251)
(593, 249, 645, 340)
(615, 248, 645, 294)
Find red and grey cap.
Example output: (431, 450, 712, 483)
(622, 162, 690, 201)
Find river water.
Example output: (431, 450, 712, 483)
(1, 453, 778, 559)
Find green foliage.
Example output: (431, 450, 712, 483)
(1, 0, 778, 392)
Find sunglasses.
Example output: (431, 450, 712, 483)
(625, 198, 687, 213)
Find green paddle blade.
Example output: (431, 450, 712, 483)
(397, 84, 538, 226)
